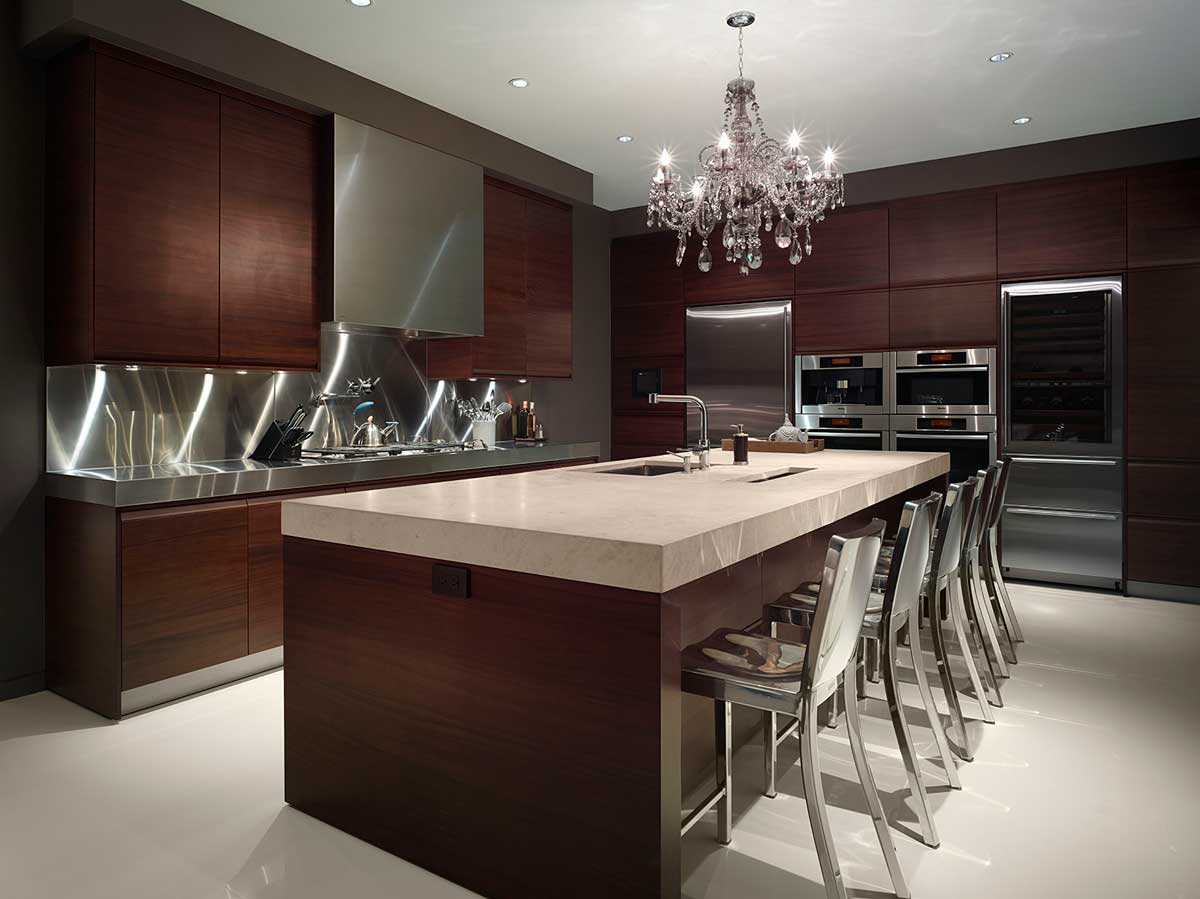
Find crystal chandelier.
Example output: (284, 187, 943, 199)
(647, 10, 845, 276)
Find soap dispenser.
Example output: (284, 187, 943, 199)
(731, 424, 749, 465)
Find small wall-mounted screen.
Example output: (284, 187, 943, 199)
(633, 368, 662, 397)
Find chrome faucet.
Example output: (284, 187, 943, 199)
(649, 393, 711, 470)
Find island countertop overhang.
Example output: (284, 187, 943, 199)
(281, 449, 949, 593)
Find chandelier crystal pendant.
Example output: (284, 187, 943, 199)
(647, 10, 845, 276)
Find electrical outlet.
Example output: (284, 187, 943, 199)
(432, 563, 470, 598)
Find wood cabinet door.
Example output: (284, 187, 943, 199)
(93, 53, 221, 364)
(611, 356, 685, 413)
(219, 97, 320, 370)
(1127, 462, 1200, 520)
(1127, 266, 1200, 460)
(611, 233, 684, 307)
(524, 198, 573, 378)
(1127, 517, 1200, 587)
(890, 282, 998, 349)
(121, 501, 248, 689)
(793, 290, 889, 353)
(683, 235, 794, 305)
(997, 172, 1126, 277)
(794, 205, 889, 295)
(889, 190, 997, 286)
(612, 412, 686, 453)
(473, 181, 528, 376)
(612, 303, 685, 358)
(1127, 161, 1200, 268)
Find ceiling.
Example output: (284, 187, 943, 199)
(183, 0, 1200, 210)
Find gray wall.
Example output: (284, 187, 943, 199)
(610, 116, 1200, 237)
(0, 2, 45, 700)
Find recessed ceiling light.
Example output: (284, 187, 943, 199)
(508, 77, 529, 89)
(347, 0, 372, 7)
(1012, 115, 1032, 125)
(989, 51, 1013, 63)
(616, 134, 634, 143)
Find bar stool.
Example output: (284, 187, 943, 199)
(761, 493, 959, 849)
(957, 466, 1008, 700)
(965, 464, 1015, 676)
(680, 520, 910, 899)
(980, 459, 1024, 653)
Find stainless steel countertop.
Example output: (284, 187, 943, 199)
(44, 441, 603, 508)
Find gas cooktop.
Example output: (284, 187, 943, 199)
(303, 441, 476, 460)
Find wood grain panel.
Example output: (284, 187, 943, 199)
(1127, 161, 1200, 268)
(474, 180, 528, 375)
(793, 205, 889, 295)
(1127, 462, 1200, 520)
(219, 96, 320, 370)
(524, 197, 573, 378)
(683, 235, 794, 305)
(1127, 266, 1200, 460)
(121, 501, 248, 689)
(889, 189, 997, 286)
(45, 499, 121, 718)
(997, 172, 1126, 277)
(612, 412, 686, 452)
(45, 45, 95, 365)
(93, 54, 221, 364)
(283, 537, 673, 899)
(793, 290, 889, 352)
(611, 356, 685, 413)
(611, 232, 685, 307)
(1127, 517, 1200, 587)
(890, 281, 998, 349)
(612, 302, 684, 358)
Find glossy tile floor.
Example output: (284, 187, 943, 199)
(2, 583, 1198, 899)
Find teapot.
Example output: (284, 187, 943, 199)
(351, 415, 399, 447)
(767, 416, 808, 443)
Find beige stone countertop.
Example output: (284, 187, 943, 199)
(282, 449, 949, 593)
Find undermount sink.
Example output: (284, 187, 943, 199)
(742, 466, 814, 483)
(597, 462, 686, 477)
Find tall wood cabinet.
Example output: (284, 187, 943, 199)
(46, 41, 320, 370)
(428, 179, 573, 379)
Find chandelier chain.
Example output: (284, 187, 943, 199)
(737, 26, 744, 78)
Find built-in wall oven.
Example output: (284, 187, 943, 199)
(797, 352, 892, 416)
(796, 414, 890, 451)
(891, 415, 998, 483)
(893, 348, 996, 415)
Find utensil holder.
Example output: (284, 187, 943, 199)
(473, 419, 497, 447)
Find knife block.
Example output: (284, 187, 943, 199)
(250, 421, 303, 462)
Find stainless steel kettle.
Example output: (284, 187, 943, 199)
(351, 415, 399, 447)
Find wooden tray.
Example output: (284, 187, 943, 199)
(720, 438, 825, 454)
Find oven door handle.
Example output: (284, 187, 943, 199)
(896, 433, 991, 441)
(895, 365, 990, 374)
(1012, 457, 1119, 466)
(807, 431, 883, 438)
(1005, 507, 1120, 522)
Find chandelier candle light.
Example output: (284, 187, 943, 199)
(647, 10, 845, 275)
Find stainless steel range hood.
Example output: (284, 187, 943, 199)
(324, 115, 484, 337)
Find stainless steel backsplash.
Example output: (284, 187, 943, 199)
(46, 325, 531, 471)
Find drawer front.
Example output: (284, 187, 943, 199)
(1001, 507, 1122, 582)
(1004, 456, 1123, 513)
(1127, 517, 1200, 587)
(1127, 462, 1200, 520)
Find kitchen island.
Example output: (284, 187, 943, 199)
(281, 449, 948, 899)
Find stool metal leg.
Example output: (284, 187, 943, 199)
(949, 576, 995, 723)
(763, 711, 778, 799)
(961, 568, 1004, 707)
(714, 700, 732, 845)
(800, 695, 848, 899)
(988, 530, 1024, 642)
(882, 629, 939, 847)
(979, 549, 1019, 664)
(909, 615, 961, 789)
(843, 667, 911, 899)
(970, 556, 1010, 680)
(930, 584, 973, 759)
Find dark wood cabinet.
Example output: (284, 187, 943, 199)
(793, 205, 889, 295)
(611, 233, 684, 307)
(1127, 266, 1200, 460)
(612, 356, 685, 413)
(612, 302, 685, 358)
(997, 172, 1126, 277)
(46, 41, 321, 370)
(890, 281, 997, 349)
(219, 96, 320, 370)
(121, 501, 249, 689)
(1127, 462, 1200, 520)
(525, 199, 574, 378)
(1127, 161, 1200, 269)
(793, 290, 889, 352)
(612, 412, 685, 456)
(428, 180, 573, 379)
(1127, 517, 1200, 587)
(890, 190, 997, 286)
(683, 237, 794, 305)
(93, 53, 221, 365)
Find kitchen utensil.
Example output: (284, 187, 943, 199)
(473, 419, 497, 447)
(352, 415, 385, 447)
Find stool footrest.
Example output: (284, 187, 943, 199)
(681, 784, 728, 836)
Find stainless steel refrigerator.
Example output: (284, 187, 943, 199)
(1000, 276, 1124, 591)
(685, 299, 793, 446)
